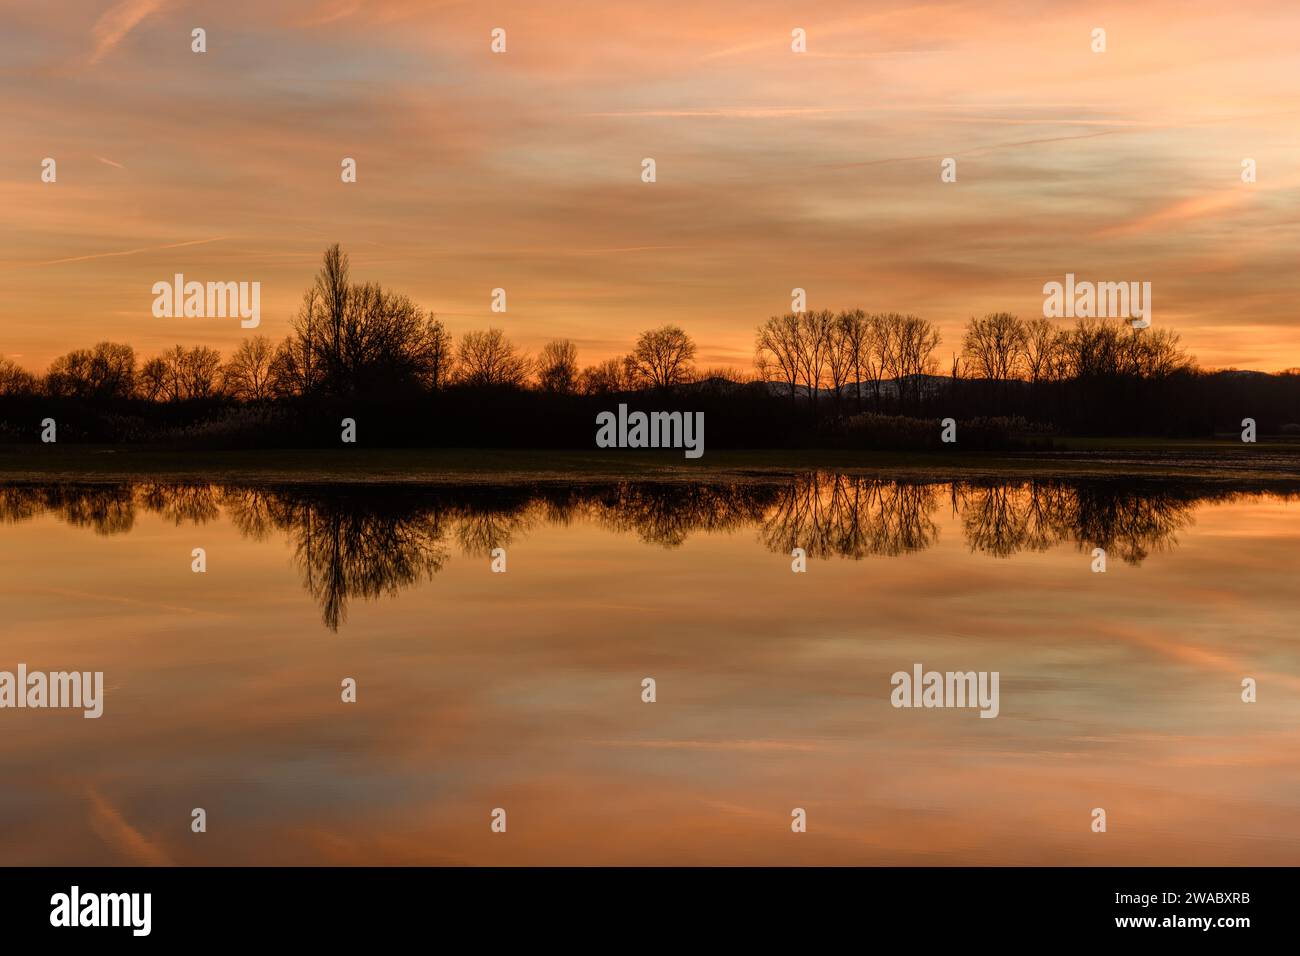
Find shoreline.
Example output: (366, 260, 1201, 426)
(2, 442, 1300, 484)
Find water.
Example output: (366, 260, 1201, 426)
(1, 475, 1297, 864)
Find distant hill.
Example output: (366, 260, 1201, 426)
(757, 374, 957, 402)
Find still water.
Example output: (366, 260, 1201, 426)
(1, 475, 1297, 865)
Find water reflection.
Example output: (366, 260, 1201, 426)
(1, 476, 1295, 630)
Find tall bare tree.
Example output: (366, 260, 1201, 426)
(1022, 316, 1059, 384)
(755, 313, 802, 408)
(424, 315, 455, 390)
(893, 315, 941, 411)
(795, 310, 834, 414)
(285, 248, 452, 394)
(870, 312, 905, 407)
(837, 309, 869, 411)
(316, 242, 349, 363)
(962, 312, 1027, 381)
(825, 311, 862, 414)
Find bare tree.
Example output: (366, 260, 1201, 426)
(456, 329, 531, 387)
(148, 345, 220, 401)
(862, 313, 892, 410)
(794, 310, 834, 414)
(316, 242, 349, 363)
(285, 248, 452, 394)
(1059, 318, 1125, 378)
(424, 316, 455, 390)
(870, 312, 905, 408)
(1022, 316, 1059, 384)
(222, 336, 276, 401)
(893, 314, 941, 410)
(273, 289, 326, 397)
(137, 356, 168, 400)
(0, 356, 38, 396)
(838, 309, 869, 411)
(579, 356, 631, 395)
(825, 311, 861, 414)
(755, 313, 802, 408)
(626, 325, 696, 389)
(536, 339, 579, 393)
(1131, 327, 1192, 378)
(45, 342, 136, 400)
(181, 346, 223, 399)
(962, 312, 1027, 381)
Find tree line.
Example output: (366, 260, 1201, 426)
(2, 244, 1298, 444)
(0, 245, 707, 404)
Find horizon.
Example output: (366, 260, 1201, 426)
(4, 1, 1300, 373)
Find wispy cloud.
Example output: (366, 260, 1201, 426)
(89, 0, 165, 65)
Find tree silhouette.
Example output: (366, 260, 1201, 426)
(456, 328, 531, 387)
(537, 339, 579, 393)
(626, 325, 696, 388)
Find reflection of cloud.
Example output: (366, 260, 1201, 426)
(87, 789, 171, 866)
(1116, 623, 1300, 693)
(600, 738, 837, 753)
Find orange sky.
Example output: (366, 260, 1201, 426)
(3, 0, 1299, 373)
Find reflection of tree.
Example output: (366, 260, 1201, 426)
(292, 503, 450, 631)
(4, 477, 1297, 630)
(759, 473, 941, 558)
(0, 487, 43, 526)
(455, 507, 533, 558)
(0, 484, 137, 535)
(590, 483, 773, 548)
(137, 482, 221, 526)
(1065, 482, 1197, 565)
(224, 488, 453, 631)
(955, 480, 1201, 564)
(956, 483, 1045, 558)
(220, 487, 284, 542)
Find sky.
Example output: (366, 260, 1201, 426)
(2, 0, 1299, 373)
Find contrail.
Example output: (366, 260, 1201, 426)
(24, 237, 227, 269)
